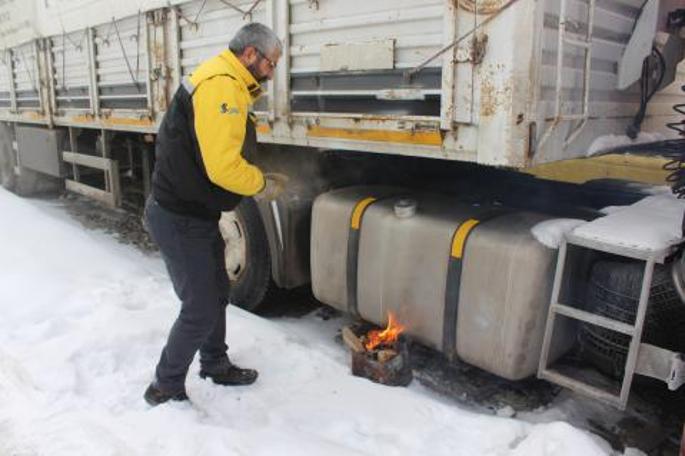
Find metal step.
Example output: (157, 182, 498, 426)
(537, 237, 660, 410)
(551, 303, 636, 336)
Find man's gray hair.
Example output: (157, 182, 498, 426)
(229, 23, 282, 55)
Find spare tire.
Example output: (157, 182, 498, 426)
(579, 260, 685, 379)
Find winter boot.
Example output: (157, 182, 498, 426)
(144, 383, 189, 406)
(199, 359, 258, 386)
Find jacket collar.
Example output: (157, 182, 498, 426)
(219, 50, 263, 101)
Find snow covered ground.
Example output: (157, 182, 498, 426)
(0, 187, 626, 456)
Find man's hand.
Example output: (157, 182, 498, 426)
(255, 172, 288, 201)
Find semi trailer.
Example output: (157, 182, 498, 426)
(0, 0, 684, 410)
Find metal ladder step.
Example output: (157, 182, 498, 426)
(551, 303, 636, 336)
(539, 368, 622, 407)
(62, 150, 121, 208)
(538, 239, 658, 410)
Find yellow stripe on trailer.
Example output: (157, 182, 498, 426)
(524, 154, 670, 185)
(308, 126, 443, 146)
(71, 115, 154, 128)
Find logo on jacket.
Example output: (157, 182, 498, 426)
(220, 103, 240, 115)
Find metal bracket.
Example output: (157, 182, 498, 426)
(63, 151, 121, 208)
(636, 343, 685, 391)
(455, 34, 488, 64)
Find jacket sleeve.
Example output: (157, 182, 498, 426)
(192, 76, 265, 196)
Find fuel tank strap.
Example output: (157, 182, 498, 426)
(442, 209, 509, 360)
(347, 195, 407, 318)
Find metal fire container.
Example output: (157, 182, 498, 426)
(350, 335, 413, 387)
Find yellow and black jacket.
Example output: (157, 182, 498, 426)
(152, 50, 265, 219)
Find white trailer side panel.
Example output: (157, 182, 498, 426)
(0, 0, 683, 167)
(0, 0, 38, 50)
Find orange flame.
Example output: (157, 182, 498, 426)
(364, 312, 405, 351)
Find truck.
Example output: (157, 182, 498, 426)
(0, 0, 684, 417)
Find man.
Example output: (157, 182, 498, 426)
(143, 23, 282, 406)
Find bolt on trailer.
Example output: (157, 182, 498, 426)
(0, 0, 684, 411)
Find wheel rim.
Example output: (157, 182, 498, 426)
(219, 211, 247, 282)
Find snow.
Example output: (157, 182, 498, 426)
(572, 193, 685, 252)
(532, 193, 684, 253)
(0, 187, 617, 456)
(532, 218, 586, 248)
(587, 132, 666, 156)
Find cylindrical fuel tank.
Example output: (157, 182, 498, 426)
(456, 212, 563, 379)
(310, 186, 573, 380)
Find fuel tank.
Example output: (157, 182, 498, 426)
(311, 186, 574, 379)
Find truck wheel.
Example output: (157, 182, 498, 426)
(220, 198, 277, 313)
(579, 260, 685, 379)
(0, 123, 15, 191)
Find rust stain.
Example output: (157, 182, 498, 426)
(458, 0, 508, 14)
(103, 117, 153, 127)
(471, 34, 488, 65)
(24, 112, 45, 121)
(256, 124, 271, 135)
(72, 115, 95, 123)
(479, 65, 512, 118)
(152, 43, 165, 62)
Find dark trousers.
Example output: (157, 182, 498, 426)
(144, 197, 230, 392)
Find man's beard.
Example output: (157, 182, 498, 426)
(247, 62, 268, 84)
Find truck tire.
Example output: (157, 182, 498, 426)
(220, 197, 277, 313)
(0, 123, 15, 191)
(579, 260, 685, 379)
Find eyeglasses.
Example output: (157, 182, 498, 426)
(256, 50, 277, 70)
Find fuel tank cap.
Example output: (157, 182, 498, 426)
(394, 198, 417, 218)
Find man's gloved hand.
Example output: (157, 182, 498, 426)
(255, 172, 288, 201)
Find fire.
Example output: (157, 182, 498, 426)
(364, 312, 405, 351)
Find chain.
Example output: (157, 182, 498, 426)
(16, 47, 37, 92)
(135, 10, 141, 83)
(405, 0, 521, 79)
(176, 0, 262, 29)
(61, 32, 67, 91)
(56, 29, 89, 91)
(217, 0, 263, 20)
(112, 16, 141, 88)
(63, 29, 88, 52)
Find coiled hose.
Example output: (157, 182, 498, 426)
(663, 85, 685, 200)
(594, 84, 685, 235)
